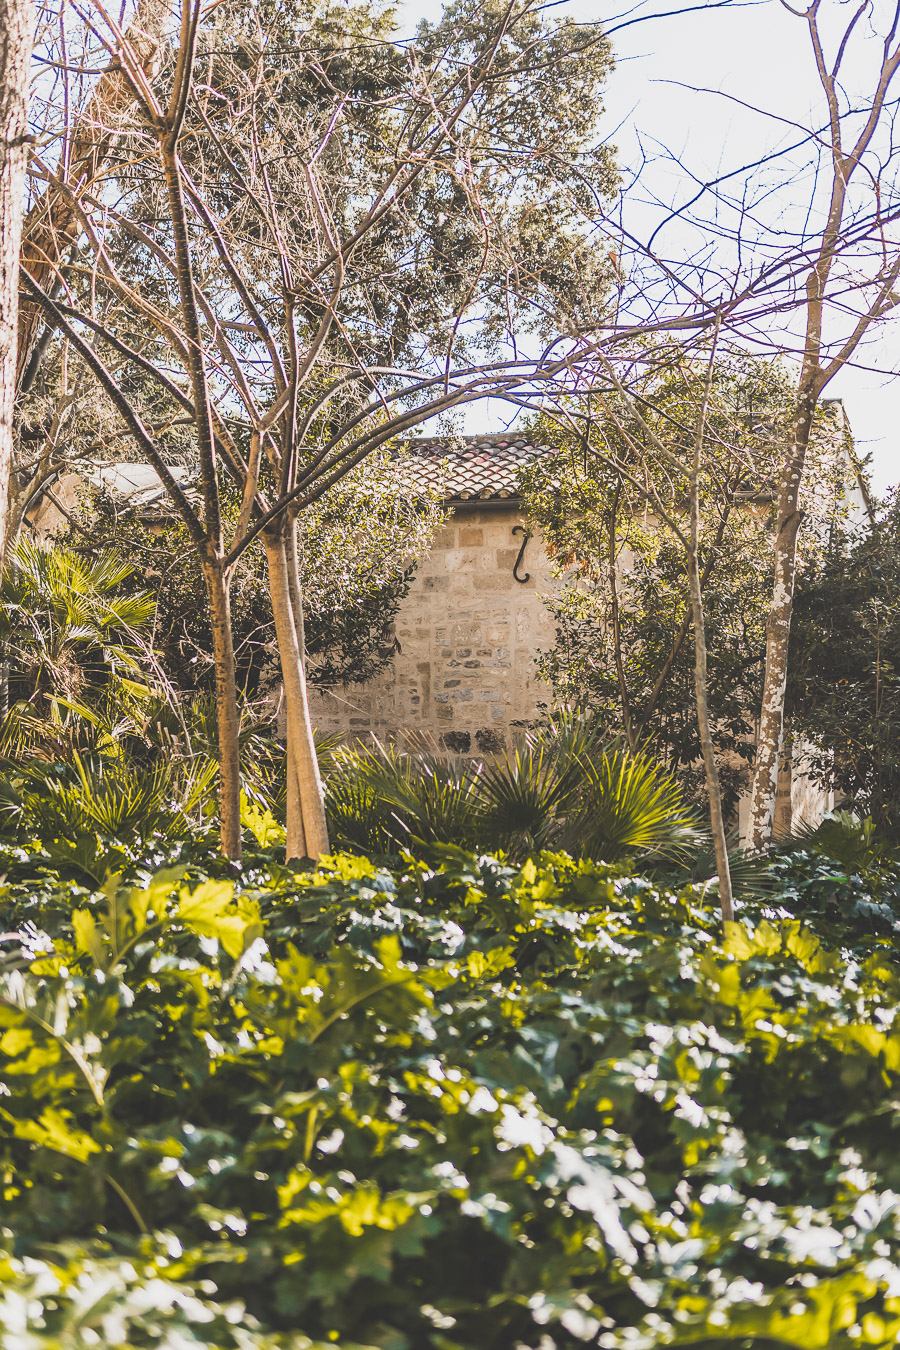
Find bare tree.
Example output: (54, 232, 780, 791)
(745, 1, 900, 850)
(534, 340, 749, 921)
(24, 0, 616, 859)
(9, 0, 169, 544)
(0, 0, 32, 567)
(598, 0, 900, 851)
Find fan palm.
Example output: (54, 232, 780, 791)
(0, 540, 154, 721)
(327, 713, 702, 864)
(327, 739, 483, 851)
(9, 752, 218, 841)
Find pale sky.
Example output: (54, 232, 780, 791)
(399, 0, 900, 494)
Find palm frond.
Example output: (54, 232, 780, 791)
(325, 714, 699, 865)
(16, 752, 218, 841)
(562, 747, 703, 863)
(326, 740, 482, 850)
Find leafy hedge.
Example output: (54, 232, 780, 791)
(3, 841, 900, 1347)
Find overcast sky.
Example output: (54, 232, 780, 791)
(399, 0, 900, 493)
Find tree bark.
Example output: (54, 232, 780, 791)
(203, 560, 242, 860)
(746, 398, 815, 852)
(285, 719, 307, 860)
(686, 534, 735, 923)
(263, 528, 329, 861)
(0, 0, 32, 569)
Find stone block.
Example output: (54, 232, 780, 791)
(474, 574, 514, 593)
(445, 549, 480, 572)
(478, 689, 500, 701)
(451, 689, 474, 703)
(475, 728, 506, 753)
(441, 730, 471, 754)
(424, 575, 450, 592)
(459, 526, 484, 546)
(436, 705, 453, 721)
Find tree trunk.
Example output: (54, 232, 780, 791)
(683, 327, 733, 922)
(263, 528, 329, 861)
(686, 544, 734, 922)
(285, 719, 307, 860)
(284, 520, 309, 859)
(0, 0, 32, 570)
(203, 560, 242, 860)
(746, 398, 815, 852)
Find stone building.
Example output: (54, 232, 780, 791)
(26, 405, 868, 832)
(306, 407, 870, 837)
(306, 435, 557, 754)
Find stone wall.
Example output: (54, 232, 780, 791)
(309, 502, 837, 840)
(307, 504, 557, 752)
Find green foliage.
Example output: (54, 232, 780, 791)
(789, 489, 900, 839)
(326, 713, 701, 862)
(4, 840, 900, 1345)
(764, 812, 900, 956)
(74, 461, 445, 698)
(4, 752, 218, 841)
(188, 0, 617, 366)
(520, 358, 858, 811)
(0, 538, 154, 714)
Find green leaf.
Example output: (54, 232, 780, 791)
(72, 909, 107, 969)
(175, 879, 262, 958)
(241, 793, 286, 848)
(12, 1107, 101, 1162)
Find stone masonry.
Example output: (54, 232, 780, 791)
(306, 502, 557, 754)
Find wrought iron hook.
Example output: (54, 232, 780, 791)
(512, 525, 531, 584)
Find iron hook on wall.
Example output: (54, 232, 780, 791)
(512, 525, 531, 584)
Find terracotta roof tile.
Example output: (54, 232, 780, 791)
(397, 434, 550, 501)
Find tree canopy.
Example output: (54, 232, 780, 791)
(520, 356, 860, 815)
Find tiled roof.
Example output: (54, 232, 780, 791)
(397, 434, 550, 502)
(85, 462, 191, 509)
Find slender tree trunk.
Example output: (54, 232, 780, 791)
(0, 0, 32, 570)
(285, 720, 307, 860)
(203, 560, 242, 860)
(606, 483, 635, 748)
(285, 519, 311, 858)
(263, 528, 329, 861)
(686, 540, 734, 923)
(685, 322, 733, 922)
(746, 397, 815, 852)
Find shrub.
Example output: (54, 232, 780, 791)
(3, 842, 900, 1345)
(326, 713, 702, 865)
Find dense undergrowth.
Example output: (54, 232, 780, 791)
(2, 823, 900, 1348)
